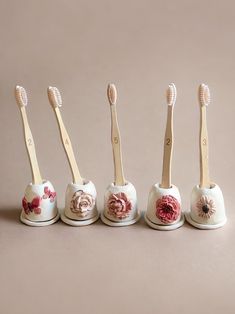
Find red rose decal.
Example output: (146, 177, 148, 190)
(107, 192, 132, 219)
(156, 195, 180, 223)
(43, 186, 56, 203)
(22, 196, 41, 215)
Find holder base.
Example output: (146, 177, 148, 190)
(144, 213, 185, 230)
(61, 211, 100, 226)
(101, 210, 141, 227)
(20, 211, 60, 227)
(185, 212, 227, 230)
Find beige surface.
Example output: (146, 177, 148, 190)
(0, 0, 235, 313)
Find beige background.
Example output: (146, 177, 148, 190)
(0, 0, 235, 313)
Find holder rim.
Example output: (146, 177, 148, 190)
(20, 211, 60, 227)
(101, 209, 141, 227)
(144, 212, 184, 230)
(185, 212, 227, 230)
(61, 210, 100, 226)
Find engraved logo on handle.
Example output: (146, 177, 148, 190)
(114, 137, 119, 144)
(166, 138, 171, 146)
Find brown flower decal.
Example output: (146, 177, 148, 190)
(70, 190, 95, 217)
(156, 195, 180, 223)
(196, 196, 216, 219)
(107, 192, 132, 219)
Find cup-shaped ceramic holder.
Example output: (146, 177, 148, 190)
(101, 181, 141, 227)
(145, 183, 184, 230)
(20, 180, 59, 226)
(60, 180, 99, 226)
(185, 183, 227, 229)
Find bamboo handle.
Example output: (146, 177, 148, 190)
(54, 107, 83, 184)
(107, 84, 126, 186)
(110, 105, 126, 186)
(20, 107, 43, 184)
(161, 105, 173, 188)
(199, 106, 210, 188)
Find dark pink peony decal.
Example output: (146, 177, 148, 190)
(22, 196, 41, 215)
(43, 187, 56, 203)
(107, 192, 132, 219)
(156, 195, 180, 223)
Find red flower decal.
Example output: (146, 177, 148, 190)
(43, 187, 56, 203)
(156, 195, 180, 223)
(22, 196, 41, 215)
(107, 192, 132, 219)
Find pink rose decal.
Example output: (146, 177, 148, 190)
(156, 195, 180, 224)
(107, 192, 132, 219)
(22, 196, 41, 215)
(43, 187, 56, 202)
(70, 190, 95, 217)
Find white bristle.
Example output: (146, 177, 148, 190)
(15, 85, 28, 107)
(107, 83, 117, 105)
(166, 83, 177, 106)
(199, 83, 210, 106)
(48, 86, 62, 108)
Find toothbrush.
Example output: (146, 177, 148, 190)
(160, 83, 177, 189)
(198, 83, 211, 188)
(107, 84, 126, 186)
(15, 86, 43, 185)
(47, 87, 83, 185)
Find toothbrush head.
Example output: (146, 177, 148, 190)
(15, 85, 28, 107)
(166, 83, 177, 106)
(47, 86, 62, 108)
(107, 83, 117, 106)
(199, 83, 210, 107)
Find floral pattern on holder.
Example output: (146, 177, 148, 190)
(22, 196, 41, 215)
(70, 190, 95, 217)
(156, 195, 180, 224)
(107, 192, 132, 219)
(43, 187, 56, 203)
(196, 195, 216, 219)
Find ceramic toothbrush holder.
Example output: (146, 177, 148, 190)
(145, 183, 184, 230)
(60, 180, 99, 226)
(185, 183, 227, 229)
(101, 181, 141, 226)
(20, 180, 59, 226)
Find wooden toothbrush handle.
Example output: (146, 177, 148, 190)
(54, 107, 83, 184)
(161, 106, 173, 188)
(199, 106, 210, 188)
(20, 107, 43, 184)
(111, 106, 126, 186)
